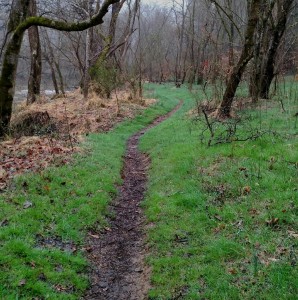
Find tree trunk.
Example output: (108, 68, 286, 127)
(216, 0, 261, 119)
(27, 0, 41, 105)
(0, 0, 31, 135)
(83, 28, 91, 99)
(259, 0, 294, 99)
(0, 0, 119, 136)
(83, 0, 94, 99)
(55, 60, 65, 95)
(45, 54, 59, 95)
(44, 31, 60, 95)
(249, 1, 272, 102)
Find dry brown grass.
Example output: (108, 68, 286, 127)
(11, 89, 155, 136)
(0, 89, 156, 190)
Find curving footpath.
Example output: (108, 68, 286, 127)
(84, 101, 183, 300)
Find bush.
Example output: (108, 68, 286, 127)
(89, 60, 120, 98)
(10, 111, 57, 137)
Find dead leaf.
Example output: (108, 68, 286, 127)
(51, 147, 63, 154)
(249, 208, 260, 216)
(266, 217, 279, 227)
(82, 246, 93, 252)
(214, 214, 222, 221)
(0, 182, 7, 190)
(228, 268, 238, 275)
(44, 185, 50, 192)
(70, 246, 77, 253)
(18, 279, 26, 286)
(54, 284, 68, 292)
(268, 257, 279, 262)
(23, 201, 33, 209)
(277, 247, 288, 255)
(89, 233, 100, 239)
(233, 220, 243, 228)
(288, 230, 298, 239)
(0, 168, 7, 179)
(213, 223, 226, 234)
(243, 186, 251, 195)
(134, 268, 143, 273)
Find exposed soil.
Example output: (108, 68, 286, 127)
(84, 101, 182, 300)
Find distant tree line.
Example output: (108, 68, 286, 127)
(0, 0, 297, 135)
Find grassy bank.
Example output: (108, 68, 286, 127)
(140, 83, 298, 299)
(0, 94, 179, 299)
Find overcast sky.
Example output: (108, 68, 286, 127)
(142, 0, 173, 7)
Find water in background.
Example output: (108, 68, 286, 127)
(14, 88, 58, 103)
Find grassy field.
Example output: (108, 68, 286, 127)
(140, 82, 297, 299)
(0, 96, 179, 299)
(0, 81, 297, 299)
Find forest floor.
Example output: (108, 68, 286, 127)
(0, 82, 297, 299)
(0, 89, 155, 190)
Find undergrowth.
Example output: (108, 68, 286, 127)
(140, 82, 297, 299)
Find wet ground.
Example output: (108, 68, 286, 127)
(84, 101, 182, 300)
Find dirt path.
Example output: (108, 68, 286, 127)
(84, 101, 182, 300)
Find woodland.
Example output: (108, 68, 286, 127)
(0, 0, 297, 299)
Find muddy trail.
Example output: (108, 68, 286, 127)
(84, 101, 182, 300)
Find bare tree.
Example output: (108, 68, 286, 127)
(214, 0, 261, 119)
(0, 0, 119, 136)
(27, 0, 41, 104)
(258, 0, 294, 99)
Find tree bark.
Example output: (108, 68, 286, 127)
(0, 0, 31, 135)
(27, 0, 42, 105)
(215, 0, 261, 119)
(83, 27, 91, 99)
(249, 0, 293, 100)
(44, 54, 59, 95)
(55, 60, 65, 95)
(0, 0, 119, 135)
(259, 0, 294, 99)
(44, 30, 64, 95)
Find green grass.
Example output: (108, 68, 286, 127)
(0, 92, 179, 299)
(1, 81, 297, 299)
(140, 82, 298, 299)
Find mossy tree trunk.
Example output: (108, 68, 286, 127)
(27, 0, 42, 105)
(215, 0, 261, 119)
(0, 0, 119, 136)
(0, 0, 31, 135)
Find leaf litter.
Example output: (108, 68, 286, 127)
(1, 89, 155, 191)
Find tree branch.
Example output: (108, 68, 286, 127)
(14, 0, 119, 35)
